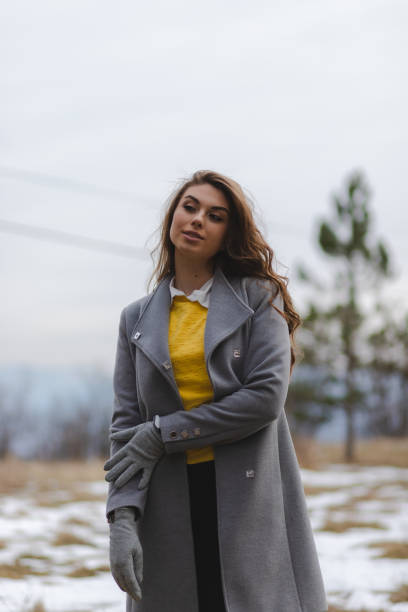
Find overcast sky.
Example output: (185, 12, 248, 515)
(1, 0, 407, 371)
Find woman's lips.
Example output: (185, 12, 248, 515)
(182, 231, 203, 241)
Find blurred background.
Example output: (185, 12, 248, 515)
(1, 0, 407, 462)
(1, 2, 407, 611)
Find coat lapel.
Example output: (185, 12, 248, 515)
(130, 265, 254, 393)
(203, 266, 254, 361)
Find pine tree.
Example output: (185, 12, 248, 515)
(296, 170, 391, 460)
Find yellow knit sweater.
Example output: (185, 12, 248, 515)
(168, 295, 214, 464)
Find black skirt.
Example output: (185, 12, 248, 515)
(187, 460, 227, 612)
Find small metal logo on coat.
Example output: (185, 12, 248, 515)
(246, 469, 255, 478)
(233, 349, 241, 358)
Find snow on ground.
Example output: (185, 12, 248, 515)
(0, 465, 407, 612)
(302, 465, 408, 611)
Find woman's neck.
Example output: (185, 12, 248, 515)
(173, 255, 214, 295)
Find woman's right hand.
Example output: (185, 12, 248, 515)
(109, 507, 143, 601)
(105, 422, 165, 490)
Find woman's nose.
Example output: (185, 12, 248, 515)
(191, 211, 204, 226)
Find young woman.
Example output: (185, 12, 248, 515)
(104, 170, 327, 612)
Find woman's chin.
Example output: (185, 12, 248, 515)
(175, 244, 205, 258)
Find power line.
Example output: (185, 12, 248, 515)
(0, 165, 158, 206)
(2, 165, 405, 248)
(0, 166, 309, 235)
(0, 218, 149, 260)
(0, 165, 313, 239)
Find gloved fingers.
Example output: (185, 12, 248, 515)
(104, 455, 132, 483)
(122, 560, 142, 601)
(138, 465, 154, 490)
(110, 425, 143, 442)
(114, 561, 142, 601)
(133, 534, 143, 585)
(115, 463, 141, 489)
(104, 447, 127, 471)
(111, 566, 128, 594)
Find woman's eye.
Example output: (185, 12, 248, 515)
(182, 203, 223, 222)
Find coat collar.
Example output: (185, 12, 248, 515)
(130, 265, 254, 389)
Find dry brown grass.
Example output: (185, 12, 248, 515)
(303, 484, 348, 496)
(63, 516, 92, 527)
(18, 553, 51, 561)
(0, 456, 105, 495)
(390, 479, 408, 490)
(318, 519, 386, 533)
(389, 583, 408, 603)
(0, 559, 48, 579)
(24, 602, 47, 612)
(367, 540, 408, 559)
(35, 490, 105, 507)
(327, 501, 398, 515)
(294, 436, 408, 469)
(325, 482, 402, 513)
(66, 564, 110, 578)
(303, 478, 406, 506)
(51, 531, 94, 547)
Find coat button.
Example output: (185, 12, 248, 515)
(181, 430, 189, 439)
(246, 469, 255, 478)
(162, 361, 172, 370)
(193, 428, 200, 436)
(169, 431, 178, 439)
(133, 331, 141, 340)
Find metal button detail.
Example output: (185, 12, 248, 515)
(162, 361, 172, 370)
(233, 349, 241, 358)
(181, 430, 189, 439)
(169, 431, 178, 439)
(133, 331, 141, 340)
(193, 428, 201, 437)
(246, 469, 255, 478)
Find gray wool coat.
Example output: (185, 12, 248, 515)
(106, 265, 328, 612)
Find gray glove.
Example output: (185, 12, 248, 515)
(104, 421, 165, 489)
(109, 507, 143, 601)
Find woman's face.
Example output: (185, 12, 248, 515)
(169, 183, 230, 265)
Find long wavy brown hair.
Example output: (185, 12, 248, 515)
(147, 170, 301, 370)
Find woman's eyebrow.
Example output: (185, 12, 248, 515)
(183, 194, 229, 214)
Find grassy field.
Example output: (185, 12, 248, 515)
(1, 435, 407, 495)
(0, 437, 407, 612)
(293, 435, 408, 469)
(0, 457, 104, 496)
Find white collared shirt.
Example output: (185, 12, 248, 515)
(169, 275, 213, 309)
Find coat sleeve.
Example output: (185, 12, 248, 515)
(105, 307, 149, 518)
(159, 284, 291, 453)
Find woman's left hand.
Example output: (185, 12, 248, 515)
(104, 422, 165, 489)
